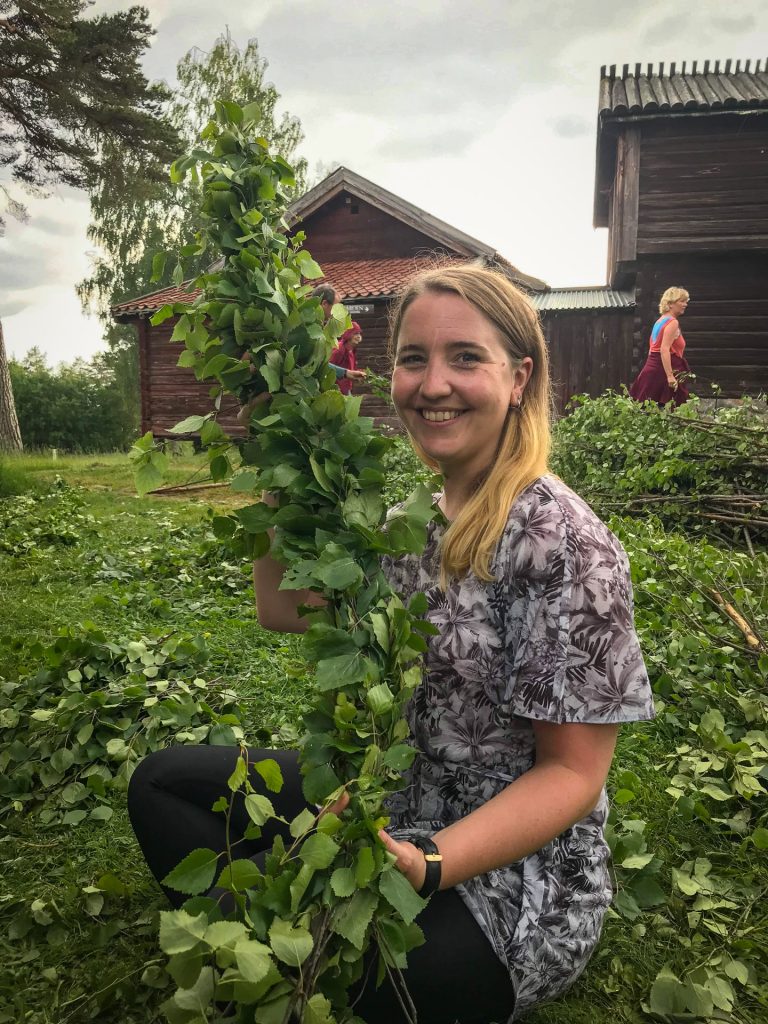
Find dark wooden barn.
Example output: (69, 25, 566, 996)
(111, 167, 546, 437)
(594, 59, 768, 395)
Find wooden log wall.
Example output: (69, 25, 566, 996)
(540, 309, 635, 415)
(142, 322, 243, 438)
(636, 116, 768, 254)
(633, 254, 768, 396)
(139, 300, 398, 439)
(299, 192, 452, 262)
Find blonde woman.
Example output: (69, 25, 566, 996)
(630, 286, 691, 406)
(129, 265, 654, 1023)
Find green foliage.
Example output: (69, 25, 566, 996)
(0, 626, 243, 824)
(135, 101, 440, 1023)
(0, 482, 93, 555)
(597, 535, 767, 1016)
(9, 347, 139, 451)
(0, 0, 177, 229)
(78, 33, 307, 328)
(552, 391, 768, 545)
(380, 434, 434, 508)
(0, 457, 37, 497)
(549, 390, 768, 1021)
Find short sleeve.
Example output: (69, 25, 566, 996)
(496, 482, 655, 725)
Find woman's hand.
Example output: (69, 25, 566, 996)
(320, 794, 428, 892)
(346, 368, 367, 380)
(667, 375, 678, 392)
(378, 830, 427, 892)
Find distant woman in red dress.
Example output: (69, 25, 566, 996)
(329, 321, 365, 395)
(629, 287, 691, 406)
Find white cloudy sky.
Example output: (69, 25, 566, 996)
(2, 0, 766, 365)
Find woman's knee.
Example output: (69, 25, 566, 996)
(127, 745, 185, 815)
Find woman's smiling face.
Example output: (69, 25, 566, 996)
(392, 290, 530, 481)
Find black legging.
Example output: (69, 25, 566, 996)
(128, 745, 516, 1024)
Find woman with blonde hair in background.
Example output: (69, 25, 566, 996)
(128, 264, 654, 1023)
(630, 286, 692, 406)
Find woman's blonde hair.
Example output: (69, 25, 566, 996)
(659, 286, 689, 314)
(389, 263, 552, 586)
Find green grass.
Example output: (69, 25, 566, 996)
(1, 449, 766, 1023)
(0, 455, 307, 1023)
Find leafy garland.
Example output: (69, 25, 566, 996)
(133, 100, 438, 1023)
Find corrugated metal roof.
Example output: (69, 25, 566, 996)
(599, 59, 768, 118)
(531, 288, 635, 312)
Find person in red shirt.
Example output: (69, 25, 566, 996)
(629, 287, 691, 406)
(329, 321, 366, 395)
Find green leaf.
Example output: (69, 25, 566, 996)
(289, 807, 317, 839)
(378, 866, 427, 924)
(302, 993, 334, 1024)
(50, 748, 74, 773)
(203, 921, 248, 949)
(218, 858, 262, 891)
(302, 764, 342, 804)
(355, 847, 376, 888)
(228, 755, 247, 791)
(244, 793, 276, 826)
(366, 683, 395, 716)
(135, 460, 164, 497)
(268, 918, 313, 967)
(170, 414, 210, 434)
(234, 937, 273, 984)
(315, 652, 372, 691)
(242, 101, 262, 124)
(332, 888, 379, 950)
(298, 832, 339, 869)
(621, 852, 654, 870)
(330, 866, 356, 898)
(162, 848, 219, 896)
(649, 966, 688, 1016)
(315, 555, 363, 591)
(382, 744, 417, 771)
(254, 758, 284, 793)
(159, 909, 209, 955)
(89, 804, 113, 822)
(630, 875, 665, 908)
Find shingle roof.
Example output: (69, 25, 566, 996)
(531, 287, 635, 312)
(111, 256, 460, 319)
(599, 59, 768, 118)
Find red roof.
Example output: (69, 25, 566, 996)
(111, 256, 464, 319)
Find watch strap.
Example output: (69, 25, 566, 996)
(411, 835, 442, 897)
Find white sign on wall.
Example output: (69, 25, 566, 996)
(344, 304, 375, 315)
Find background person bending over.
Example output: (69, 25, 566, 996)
(128, 264, 655, 1024)
(237, 282, 362, 424)
(330, 321, 366, 394)
(630, 286, 691, 406)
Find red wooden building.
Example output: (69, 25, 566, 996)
(113, 60, 768, 430)
(593, 58, 768, 394)
(112, 167, 546, 436)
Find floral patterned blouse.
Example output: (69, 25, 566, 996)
(381, 475, 655, 1020)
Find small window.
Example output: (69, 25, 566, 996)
(350, 203, 359, 214)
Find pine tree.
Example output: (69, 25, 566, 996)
(79, 33, 307, 325)
(0, 0, 178, 450)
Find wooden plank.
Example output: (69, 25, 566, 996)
(137, 318, 152, 435)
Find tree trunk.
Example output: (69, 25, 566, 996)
(0, 319, 23, 452)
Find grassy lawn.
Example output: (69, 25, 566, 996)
(1, 447, 766, 1023)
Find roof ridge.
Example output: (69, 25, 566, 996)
(600, 58, 766, 80)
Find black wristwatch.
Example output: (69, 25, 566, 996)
(411, 835, 443, 897)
